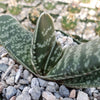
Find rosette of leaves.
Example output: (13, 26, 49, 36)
(67, 4, 81, 13)
(43, 2, 55, 10)
(1, 13, 100, 88)
(8, 5, 22, 15)
(61, 14, 77, 30)
(29, 8, 41, 25)
(0, 3, 8, 13)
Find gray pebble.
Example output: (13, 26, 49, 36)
(77, 91, 89, 100)
(23, 70, 29, 80)
(29, 86, 41, 100)
(1, 57, 9, 64)
(31, 78, 39, 87)
(22, 86, 30, 94)
(0, 64, 9, 72)
(16, 93, 31, 100)
(38, 78, 47, 87)
(5, 86, 17, 99)
(47, 82, 59, 90)
(10, 69, 16, 76)
(15, 66, 23, 83)
(59, 85, 69, 97)
(46, 85, 56, 93)
(19, 79, 29, 85)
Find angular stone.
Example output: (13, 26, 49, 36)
(6, 76, 15, 85)
(19, 79, 29, 85)
(23, 70, 29, 80)
(0, 64, 9, 72)
(31, 78, 39, 87)
(6, 86, 17, 100)
(22, 86, 30, 94)
(46, 85, 56, 93)
(69, 89, 76, 98)
(16, 93, 31, 100)
(38, 78, 48, 87)
(59, 85, 69, 97)
(42, 91, 56, 100)
(77, 91, 89, 100)
(29, 86, 41, 100)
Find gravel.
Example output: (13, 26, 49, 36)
(0, 0, 100, 99)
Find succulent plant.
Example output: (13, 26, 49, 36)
(8, 5, 22, 15)
(1, 12, 100, 88)
(43, 2, 55, 10)
(29, 8, 41, 25)
(61, 14, 77, 30)
(67, 4, 81, 13)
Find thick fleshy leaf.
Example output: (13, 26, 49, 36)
(61, 69, 100, 88)
(31, 13, 63, 75)
(0, 15, 36, 74)
(47, 38, 100, 80)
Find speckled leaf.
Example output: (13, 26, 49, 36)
(61, 69, 100, 88)
(47, 38, 100, 80)
(0, 15, 36, 74)
(31, 13, 63, 75)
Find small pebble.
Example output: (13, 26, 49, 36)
(5, 86, 17, 100)
(19, 79, 29, 85)
(47, 82, 59, 90)
(46, 85, 56, 93)
(6, 76, 15, 85)
(31, 78, 39, 87)
(59, 85, 69, 97)
(22, 86, 30, 94)
(16, 93, 31, 100)
(0, 64, 9, 72)
(23, 70, 29, 80)
(69, 89, 76, 98)
(42, 91, 56, 100)
(29, 86, 41, 100)
(38, 78, 48, 87)
(15, 65, 23, 83)
(1, 57, 9, 64)
(77, 91, 89, 100)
